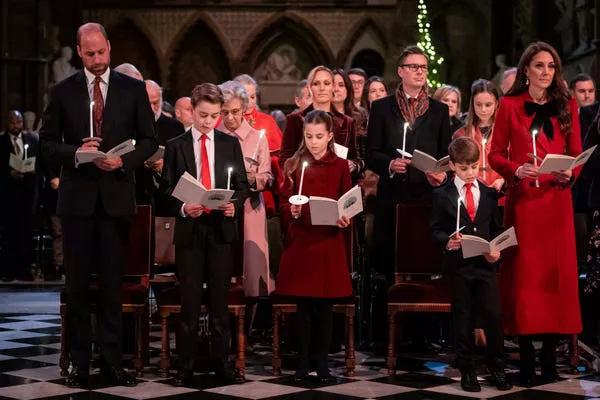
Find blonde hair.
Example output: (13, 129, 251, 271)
(433, 85, 462, 116)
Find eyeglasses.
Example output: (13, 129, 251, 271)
(220, 109, 243, 117)
(401, 64, 428, 72)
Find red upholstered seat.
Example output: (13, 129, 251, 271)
(387, 279, 450, 304)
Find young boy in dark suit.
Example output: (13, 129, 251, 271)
(430, 137, 512, 393)
(161, 83, 249, 386)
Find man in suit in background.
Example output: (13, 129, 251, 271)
(174, 97, 194, 131)
(161, 83, 249, 386)
(0, 110, 38, 282)
(39, 22, 157, 388)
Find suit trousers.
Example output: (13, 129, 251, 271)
(176, 214, 234, 372)
(62, 206, 131, 367)
(450, 263, 504, 371)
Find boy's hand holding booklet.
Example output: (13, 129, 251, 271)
(461, 226, 518, 259)
(532, 144, 597, 174)
(309, 185, 363, 226)
(171, 171, 234, 209)
(396, 148, 451, 174)
(76, 139, 136, 164)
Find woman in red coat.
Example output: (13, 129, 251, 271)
(489, 42, 582, 385)
(279, 66, 362, 177)
(277, 110, 353, 381)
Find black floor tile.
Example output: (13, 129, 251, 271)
(0, 345, 59, 358)
(157, 374, 235, 390)
(40, 393, 130, 400)
(10, 335, 61, 346)
(377, 390, 488, 400)
(265, 374, 357, 389)
(371, 372, 456, 389)
(24, 327, 61, 335)
(0, 358, 51, 372)
(0, 373, 40, 387)
(50, 373, 120, 391)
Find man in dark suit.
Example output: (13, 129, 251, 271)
(39, 23, 157, 388)
(0, 110, 38, 281)
(366, 44, 451, 348)
(161, 83, 249, 386)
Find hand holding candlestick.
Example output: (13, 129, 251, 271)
(289, 161, 309, 205)
(401, 122, 410, 159)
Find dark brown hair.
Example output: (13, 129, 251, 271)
(190, 83, 224, 108)
(282, 110, 335, 188)
(448, 136, 480, 164)
(506, 41, 572, 135)
(464, 79, 501, 138)
(397, 45, 427, 68)
(332, 69, 359, 117)
(362, 76, 388, 113)
(569, 73, 595, 90)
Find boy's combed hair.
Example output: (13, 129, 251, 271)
(448, 136, 480, 164)
(190, 83, 224, 107)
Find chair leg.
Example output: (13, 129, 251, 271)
(235, 308, 246, 375)
(272, 308, 281, 376)
(159, 312, 170, 378)
(59, 306, 69, 376)
(345, 311, 356, 377)
(570, 333, 579, 374)
(387, 311, 396, 375)
(133, 311, 144, 377)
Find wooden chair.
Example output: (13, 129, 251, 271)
(153, 219, 246, 377)
(59, 205, 152, 377)
(271, 228, 356, 377)
(387, 204, 449, 375)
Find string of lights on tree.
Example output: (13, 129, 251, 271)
(416, 0, 444, 88)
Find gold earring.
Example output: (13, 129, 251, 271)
(526, 77, 529, 85)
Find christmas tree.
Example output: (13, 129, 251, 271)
(416, 0, 444, 88)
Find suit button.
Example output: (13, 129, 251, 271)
(550, 181, 556, 187)
(473, 227, 478, 232)
(529, 182, 534, 187)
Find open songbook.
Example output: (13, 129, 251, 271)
(171, 171, 234, 209)
(396, 148, 451, 174)
(461, 226, 518, 259)
(147, 145, 165, 162)
(334, 143, 349, 160)
(76, 139, 136, 164)
(9, 154, 36, 174)
(536, 145, 597, 174)
(309, 185, 363, 226)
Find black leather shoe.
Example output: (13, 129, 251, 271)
(488, 369, 513, 391)
(173, 369, 193, 387)
(66, 366, 89, 388)
(461, 371, 481, 392)
(216, 369, 245, 385)
(294, 370, 309, 383)
(100, 367, 137, 387)
(540, 369, 559, 384)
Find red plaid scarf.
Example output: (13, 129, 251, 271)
(395, 85, 430, 127)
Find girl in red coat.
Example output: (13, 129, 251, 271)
(489, 42, 582, 385)
(277, 109, 353, 382)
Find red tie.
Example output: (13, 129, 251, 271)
(464, 183, 476, 221)
(200, 134, 211, 213)
(93, 76, 104, 137)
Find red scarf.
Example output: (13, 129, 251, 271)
(395, 85, 430, 127)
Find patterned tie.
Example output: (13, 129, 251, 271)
(12, 136, 22, 158)
(93, 76, 104, 137)
(200, 134, 211, 213)
(464, 183, 476, 221)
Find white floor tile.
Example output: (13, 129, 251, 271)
(0, 341, 33, 350)
(5, 315, 60, 321)
(0, 381, 84, 399)
(0, 321, 60, 331)
(94, 381, 198, 399)
(424, 382, 526, 398)
(534, 377, 600, 397)
(204, 381, 308, 399)
(5, 366, 64, 381)
(23, 353, 60, 365)
(317, 380, 416, 398)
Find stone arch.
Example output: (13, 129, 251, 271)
(338, 16, 388, 74)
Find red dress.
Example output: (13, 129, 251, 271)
(244, 108, 282, 152)
(489, 92, 582, 335)
(276, 151, 353, 298)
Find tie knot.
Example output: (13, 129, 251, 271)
(94, 76, 102, 84)
(465, 183, 473, 191)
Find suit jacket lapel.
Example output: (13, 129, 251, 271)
(213, 131, 225, 189)
(101, 70, 119, 138)
(75, 72, 91, 141)
(181, 132, 196, 178)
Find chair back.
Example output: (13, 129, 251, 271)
(395, 204, 443, 276)
(154, 217, 176, 266)
(125, 205, 152, 277)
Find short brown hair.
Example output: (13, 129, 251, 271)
(190, 83, 224, 107)
(397, 45, 427, 68)
(448, 137, 480, 164)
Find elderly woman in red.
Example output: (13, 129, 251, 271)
(489, 42, 582, 385)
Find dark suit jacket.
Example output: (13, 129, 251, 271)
(0, 132, 39, 214)
(161, 129, 250, 246)
(367, 94, 451, 204)
(39, 69, 157, 217)
(430, 182, 503, 270)
(573, 102, 599, 213)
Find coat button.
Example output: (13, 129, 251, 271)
(529, 182, 534, 187)
(550, 181, 556, 187)
(473, 227, 478, 232)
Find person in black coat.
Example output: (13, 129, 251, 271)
(0, 110, 38, 281)
(39, 23, 157, 388)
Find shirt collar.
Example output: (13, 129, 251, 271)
(9, 131, 22, 140)
(454, 175, 479, 192)
(84, 67, 111, 86)
(191, 126, 214, 142)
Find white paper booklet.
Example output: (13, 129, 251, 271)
(9, 154, 36, 173)
(147, 145, 165, 162)
(396, 148, 451, 174)
(309, 185, 363, 226)
(171, 171, 234, 209)
(76, 139, 136, 164)
(537, 145, 597, 174)
(461, 226, 518, 259)
(334, 143, 349, 160)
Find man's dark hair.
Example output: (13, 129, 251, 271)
(397, 45, 427, 68)
(348, 68, 367, 80)
(569, 73, 595, 90)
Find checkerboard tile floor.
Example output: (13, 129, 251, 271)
(0, 313, 598, 399)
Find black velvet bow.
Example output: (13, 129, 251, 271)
(524, 100, 559, 140)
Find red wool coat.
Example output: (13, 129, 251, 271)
(489, 92, 582, 335)
(276, 151, 353, 298)
(244, 108, 283, 152)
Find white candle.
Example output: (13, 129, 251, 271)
(252, 129, 265, 160)
(298, 161, 309, 196)
(24, 144, 29, 160)
(456, 196, 461, 234)
(89, 101, 95, 138)
(401, 122, 409, 158)
(481, 138, 487, 181)
(532, 129, 539, 188)
(227, 167, 233, 190)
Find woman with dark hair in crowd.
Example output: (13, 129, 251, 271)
(489, 41, 582, 385)
(332, 68, 368, 155)
(434, 84, 464, 133)
(361, 76, 388, 114)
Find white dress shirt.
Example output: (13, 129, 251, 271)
(10, 133, 23, 158)
(84, 68, 110, 104)
(454, 175, 480, 212)
(181, 127, 216, 216)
